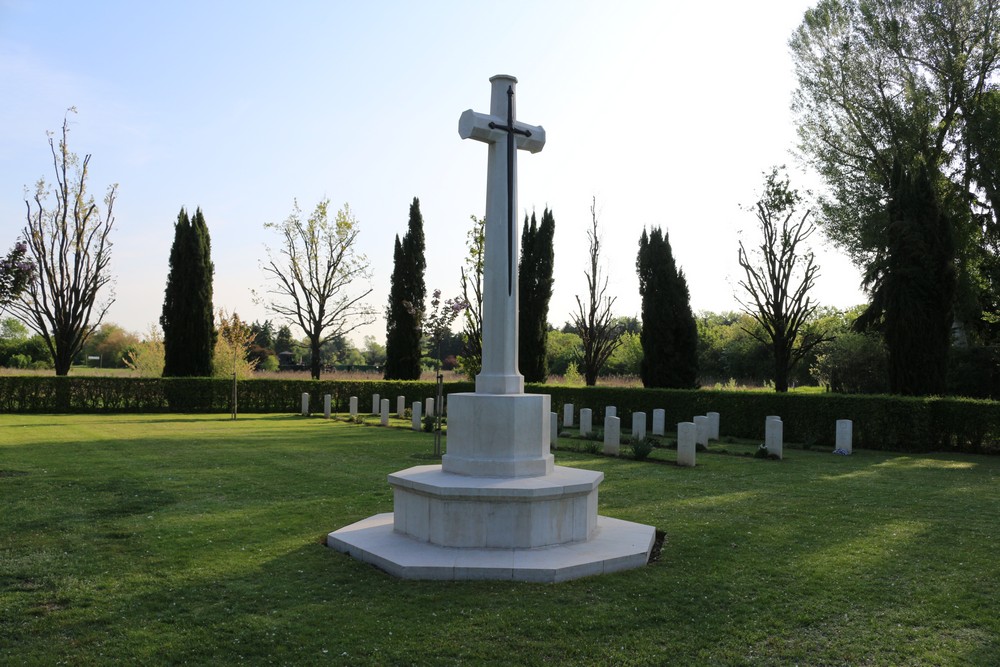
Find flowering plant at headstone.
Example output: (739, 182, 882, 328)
(832, 448, 851, 456)
(421, 289, 467, 370)
(0, 242, 34, 314)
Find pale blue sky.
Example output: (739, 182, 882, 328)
(1, 0, 864, 343)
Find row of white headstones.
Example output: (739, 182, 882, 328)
(298, 392, 856, 466)
(301, 392, 441, 430)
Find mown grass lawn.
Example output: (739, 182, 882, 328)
(2, 414, 999, 665)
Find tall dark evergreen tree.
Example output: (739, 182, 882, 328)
(384, 197, 427, 380)
(856, 162, 956, 395)
(636, 226, 698, 388)
(161, 207, 214, 376)
(518, 207, 555, 383)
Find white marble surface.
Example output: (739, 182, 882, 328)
(604, 417, 620, 456)
(765, 417, 783, 459)
(707, 411, 720, 440)
(442, 392, 553, 477)
(694, 415, 709, 447)
(677, 421, 696, 467)
(328, 512, 654, 583)
(836, 419, 853, 453)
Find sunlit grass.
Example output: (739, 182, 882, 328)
(2, 414, 999, 665)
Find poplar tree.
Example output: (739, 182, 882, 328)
(384, 197, 427, 380)
(161, 207, 215, 376)
(518, 208, 555, 383)
(636, 226, 698, 388)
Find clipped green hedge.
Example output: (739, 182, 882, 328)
(0, 376, 474, 415)
(1, 376, 998, 454)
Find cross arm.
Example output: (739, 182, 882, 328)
(458, 110, 546, 153)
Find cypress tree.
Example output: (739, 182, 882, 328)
(636, 227, 698, 388)
(882, 161, 956, 395)
(518, 208, 555, 382)
(384, 197, 426, 380)
(161, 207, 215, 376)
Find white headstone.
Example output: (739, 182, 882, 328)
(836, 419, 853, 453)
(563, 403, 574, 428)
(301, 392, 310, 417)
(380, 398, 390, 427)
(632, 412, 646, 441)
(349, 396, 358, 417)
(652, 409, 665, 436)
(323, 394, 332, 419)
(550, 412, 558, 447)
(604, 416, 621, 455)
(765, 418, 783, 459)
(707, 411, 720, 440)
(605, 405, 617, 422)
(580, 408, 592, 436)
(425, 397, 435, 418)
(397, 395, 406, 419)
(677, 421, 696, 467)
(412, 401, 423, 431)
(372, 393, 380, 415)
(694, 415, 709, 447)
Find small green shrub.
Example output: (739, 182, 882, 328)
(631, 437, 654, 461)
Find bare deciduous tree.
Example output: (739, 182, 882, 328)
(260, 198, 375, 380)
(737, 168, 831, 392)
(13, 109, 116, 376)
(459, 214, 484, 379)
(571, 198, 621, 386)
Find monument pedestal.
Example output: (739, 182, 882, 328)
(328, 393, 656, 582)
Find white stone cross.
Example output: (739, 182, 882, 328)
(459, 74, 545, 395)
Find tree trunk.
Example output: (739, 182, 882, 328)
(773, 339, 790, 393)
(310, 336, 322, 380)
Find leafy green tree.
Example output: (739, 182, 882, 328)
(12, 109, 116, 375)
(571, 198, 621, 386)
(518, 208, 555, 382)
(260, 199, 375, 380)
(696, 312, 774, 386)
(362, 336, 386, 367)
(736, 168, 829, 392)
(811, 332, 889, 394)
(384, 197, 427, 380)
(274, 325, 294, 353)
(790, 0, 1000, 363)
(0, 318, 29, 341)
(81, 322, 139, 368)
(250, 320, 275, 350)
(161, 207, 215, 376)
(545, 329, 583, 376)
(0, 242, 32, 315)
(637, 225, 698, 388)
(605, 330, 643, 377)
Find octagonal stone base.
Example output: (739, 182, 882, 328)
(390, 465, 600, 549)
(327, 513, 655, 583)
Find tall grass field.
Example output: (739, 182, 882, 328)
(2, 414, 998, 665)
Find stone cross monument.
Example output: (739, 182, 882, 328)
(327, 75, 655, 582)
(458, 74, 544, 396)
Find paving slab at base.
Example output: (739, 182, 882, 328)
(328, 512, 655, 583)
